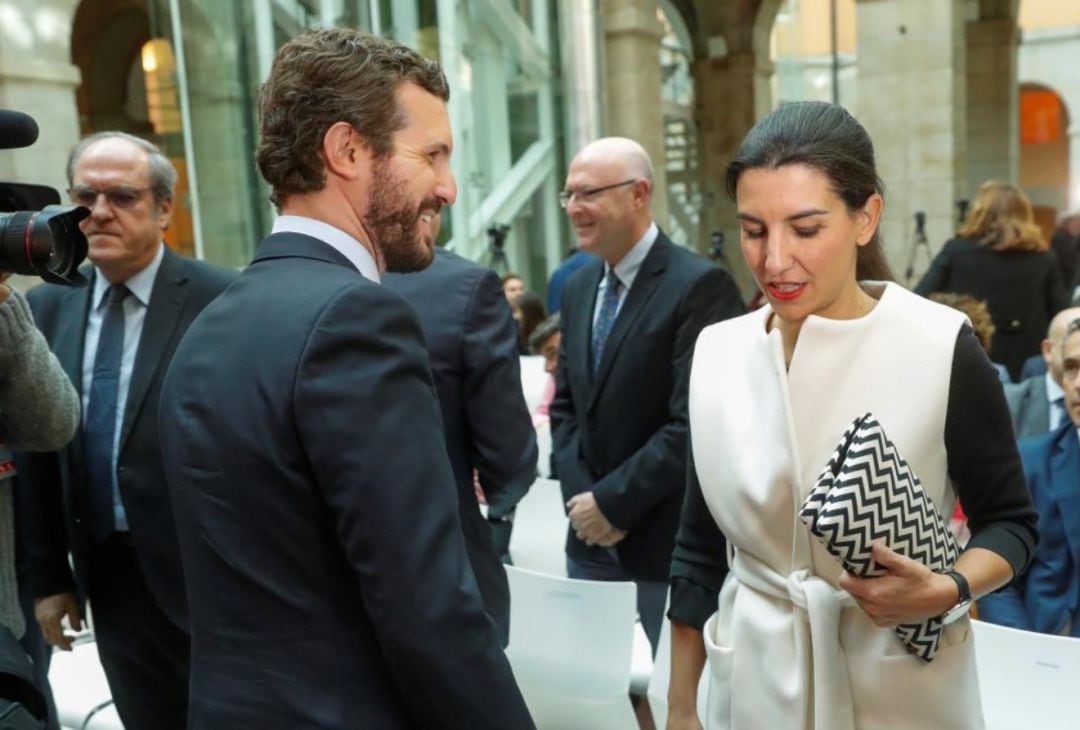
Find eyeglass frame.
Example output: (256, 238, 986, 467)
(558, 179, 639, 208)
(67, 185, 156, 210)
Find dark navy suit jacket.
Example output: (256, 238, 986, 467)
(550, 231, 745, 581)
(159, 233, 533, 729)
(979, 421, 1080, 636)
(20, 248, 236, 627)
(383, 248, 537, 646)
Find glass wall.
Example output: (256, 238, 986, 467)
(139, 0, 565, 287)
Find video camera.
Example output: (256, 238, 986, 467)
(0, 110, 89, 287)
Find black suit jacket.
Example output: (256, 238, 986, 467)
(383, 249, 537, 646)
(159, 233, 533, 729)
(1004, 374, 1053, 441)
(20, 247, 236, 628)
(550, 231, 745, 581)
(916, 237, 1069, 380)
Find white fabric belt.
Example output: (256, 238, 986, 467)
(730, 548, 857, 730)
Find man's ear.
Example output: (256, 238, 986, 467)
(321, 122, 365, 180)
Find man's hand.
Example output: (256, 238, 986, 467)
(35, 592, 83, 651)
(567, 491, 621, 546)
(0, 272, 12, 303)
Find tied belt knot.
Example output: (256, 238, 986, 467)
(730, 549, 857, 730)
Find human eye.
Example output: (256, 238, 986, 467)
(107, 187, 142, 207)
(741, 226, 765, 239)
(793, 226, 822, 239)
(70, 186, 98, 206)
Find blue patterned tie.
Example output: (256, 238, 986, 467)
(591, 269, 622, 375)
(84, 283, 129, 543)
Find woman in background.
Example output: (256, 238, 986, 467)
(916, 181, 1068, 381)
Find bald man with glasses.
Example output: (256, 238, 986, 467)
(19, 132, 235, 728)
(550, 137, 744, 652)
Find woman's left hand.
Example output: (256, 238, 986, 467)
(838, 541, 958, 627)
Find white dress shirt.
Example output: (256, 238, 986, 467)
(272, 215, 380, 283)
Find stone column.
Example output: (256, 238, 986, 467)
(855, 0, 966, 283)
(966, 17, 1019, 197)
(693, 51, 771, 296)
(601, 0, 669, 228)
(0, 0, 81, 196)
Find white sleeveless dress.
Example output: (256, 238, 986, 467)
(688, 283, 984, 730)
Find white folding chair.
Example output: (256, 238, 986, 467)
(48, 637, 124, 730)
(647, 596, 710, 727)
(505, 565, 639, 730)
(972, 618, 1080, 729)
(508, 477, 568, 577)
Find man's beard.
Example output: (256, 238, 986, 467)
(364, 158, 437, 273)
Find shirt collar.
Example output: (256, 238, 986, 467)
(92, 242, 164, 309)
(1045, 371, 1065, 403)
(272, 215, 380, 283)
(605, 221, 658, 290)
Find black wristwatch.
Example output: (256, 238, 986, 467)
(939, 569, 972, 624)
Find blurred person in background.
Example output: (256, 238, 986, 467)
(512, 291, 546, 355)
(928, 292, 1009, 382)
(1004, 306, 1080, 440)
(916, 180, 1069, 381)
(979, 317, 1080, 637)
(501, 272, 524, 303)
(1050, 212, 1080, 297)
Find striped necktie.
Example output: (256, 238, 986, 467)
(591, 269, 622, 375)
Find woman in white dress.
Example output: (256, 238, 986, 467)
(666, 102, 1038, 730)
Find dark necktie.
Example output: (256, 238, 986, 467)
(591, 269, 622, 375)
(84, 283, 129, 543)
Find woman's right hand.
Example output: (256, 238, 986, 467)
(666, 707, 704, 730)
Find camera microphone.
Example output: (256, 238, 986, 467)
(0, 110, 40, 150)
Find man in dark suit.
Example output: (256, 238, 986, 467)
(21, 132, 236, 728)
(980, 318, 1080, 636)
(551, 137, 745, 651)
(157, 30, 532, 729)
(1005, 306, 1080, 439)
(384, 245, 538, 647)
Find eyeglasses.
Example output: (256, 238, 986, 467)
(68, 185, 153, 209)
(558, 179, 638, 208)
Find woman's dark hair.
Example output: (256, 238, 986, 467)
(725, 101, 893, 282)
(513, 292, 547, 352)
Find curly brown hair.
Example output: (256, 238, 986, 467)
(928, 292, 996, 352)
(255, 28, 449, 208)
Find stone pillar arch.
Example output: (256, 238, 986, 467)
(0, 0, 82, 195)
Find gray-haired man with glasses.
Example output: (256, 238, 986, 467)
(549, 136, 744, 653)
(19, 131, 235, 729)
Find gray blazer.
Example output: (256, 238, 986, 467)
(1004, 375, 1052, 440)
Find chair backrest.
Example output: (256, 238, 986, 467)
(508, 478, 568, 577)
(505, 565, 636, 698)
(972, 619, 1080, 729)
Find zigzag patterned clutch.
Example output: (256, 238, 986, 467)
(799, 413, 960, 662)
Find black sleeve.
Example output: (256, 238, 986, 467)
(668, 426, 729, 630)
(463, 268, 538, 519)
(914, 241, 953, 296)
(946, 326, 1039, 576)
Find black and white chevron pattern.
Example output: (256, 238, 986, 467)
(799, 413, 960, 662)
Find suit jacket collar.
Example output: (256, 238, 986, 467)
(1020, 376, 1051, 438)
(588, 231, 673, 409)
(118, 246, 189, 452)
(1049, 422, 1080, 567)
(253, 231, 364, 274)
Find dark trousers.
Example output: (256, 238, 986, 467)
(87, 535, 189, 730)
(566, 549, 667, 656)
